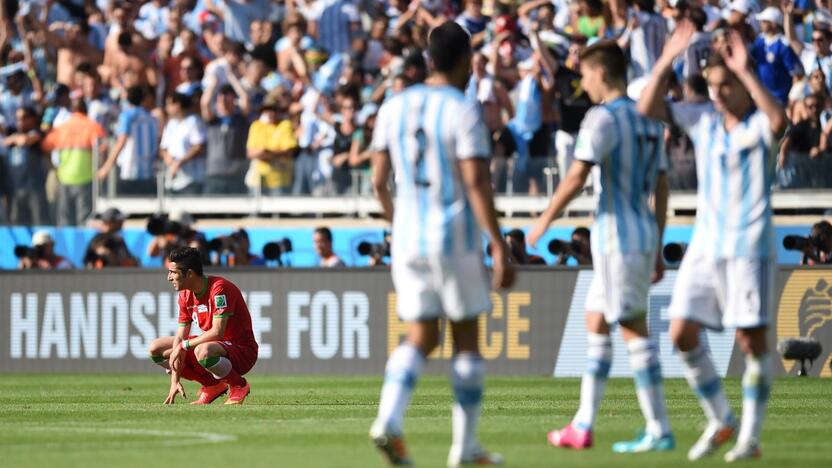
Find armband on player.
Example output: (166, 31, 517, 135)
(180, 339, 191, 350)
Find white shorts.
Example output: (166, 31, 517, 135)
(668, 246, 774, 330)
(585, 251, 654, 324)
(391, 253, 492, 322)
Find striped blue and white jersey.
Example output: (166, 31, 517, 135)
(314, 0, 359, 55)
(629, 11, 668, 79)
(116, 106, 160, 181)
(575, 97, 667, 255)
(670, 102, 776, 259)
(371, 84, 490, 262)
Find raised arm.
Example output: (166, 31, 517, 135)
(721, 30, 788, 136)
(636, 19, 696, 125)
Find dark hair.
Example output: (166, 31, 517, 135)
(688, 7, 708, 31)
(506, 229, 526, 244)
(117, 31, 132, 48)
(314, 226, 333, 242)
(686, 74, 708, 97)
(428, 21, 472, 73)
(126, 86, 144, 107)
(579, 40, 629, 84)
(17, 106, 37, 119)
(75, 62, 95, 76)
(634, 0, 656, 12)
(169, 92, 192, 109)
(225, 40, 246, 57)
(169, 246, 204, 276)
(54, 84, 71, 98)
(71, 98, 87, 114)
(572, 227, 591, 239)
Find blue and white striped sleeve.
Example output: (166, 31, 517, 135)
(455, 100, 490, 160)
(574, 106, 616, 165)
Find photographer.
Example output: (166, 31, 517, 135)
(146, 210, 207, 267)
(17, 231, 73, 270)
(314, 227, 345, 267)
(83, 208, 139, 268)
(504, 229, 546, 265)
(796, 221, 832, 265)
(554, 227, 592, 266)
(209, 229, 265, 267)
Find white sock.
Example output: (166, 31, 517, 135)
(451, 352, 484, 457)
(202, 356, 233, 380)
(627, 337, 672, 437)
(572, 333, 612, 430)
(738, 353, 772, 445)
(374, 344, 425, 436)
(679, 345, 733, 426)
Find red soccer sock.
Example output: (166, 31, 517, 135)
(181, 361, 220, 387)
(221, 367, 247, 388)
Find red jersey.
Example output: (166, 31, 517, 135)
(178, 276, 257, 345)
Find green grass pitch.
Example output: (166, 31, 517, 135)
(0, 375, 830, 467)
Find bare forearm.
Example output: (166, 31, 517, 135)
(538, 166, 588, 229)
(637, 55, 674, 123)
(461, 160, 503, 243)
(736, 69, 787, 135)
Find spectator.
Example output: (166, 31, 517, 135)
(1, 106, 50, 225)
(348, 103, 379, 196)
(456, 0, 491, 48)
(666, 74, 709, 191)
(312, 0, 360, 55)
(200, 83, 249, 194)
(18, 230, 73, 270)
(313, 226, 345, 267)
(572, 0, 606, 40)
(675, 7, 712, 81)
(147, 209, 208, 265)
(204, 0, 277, 45)
(504, 229, 546, 265)
(780, 93, 823, 188)
(75, 63, 116, 132)
(800, 220, 832, 265)
(84, 207, 139, 268)
(42, 20, 103, 87)
(553, 40, 592, 187)
(245, 94, 299, 195)
(0, 69, 40, 131)
(174, 53, 205, 100)
(276, 12, 313, 81)
(102, 31, 158, 96)
(41, 97, 106, 226)
(619, 0, 668, 79)
(97, 86, 160, 195)
(160, 92, 206, 194)
(751, 6, 801, 104)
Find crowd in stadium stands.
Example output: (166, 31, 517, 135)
(1, 0, 832, 228)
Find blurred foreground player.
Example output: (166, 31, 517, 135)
(638, 21, 787, 462)
(149, 247, 258, 405)
(527, 40, 674, 453)
(368, 21, 516, 466)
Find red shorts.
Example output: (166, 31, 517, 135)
(186, 337, 259, 376)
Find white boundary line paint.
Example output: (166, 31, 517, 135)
(7, 426, 237, 448)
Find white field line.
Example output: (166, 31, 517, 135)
(3, 426, 236, 449)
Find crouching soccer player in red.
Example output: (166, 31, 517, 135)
(149, 246, 258, 405)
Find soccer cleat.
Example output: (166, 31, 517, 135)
(547, 423, 593, 449)
(224, 381, 251, 405)
(724, 439, 761, 462)
(687, 418, 738, 461)
(369, 424, 412, 466)
(447, 446, 503, 466)
(190, 383, 228, 405)
(612, 429, 675, 453)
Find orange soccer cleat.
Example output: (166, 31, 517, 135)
(190, 383, 228, 405)
(224, 381, 251, 405)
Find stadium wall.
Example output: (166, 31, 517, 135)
(1, 267, 830, 377)
(0, 224, 817, 268)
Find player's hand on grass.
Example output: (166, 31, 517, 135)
(164, 379, 187, 405)
(490, 242, 516, 290)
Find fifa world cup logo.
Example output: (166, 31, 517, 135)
(778, 272, 832, 376)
